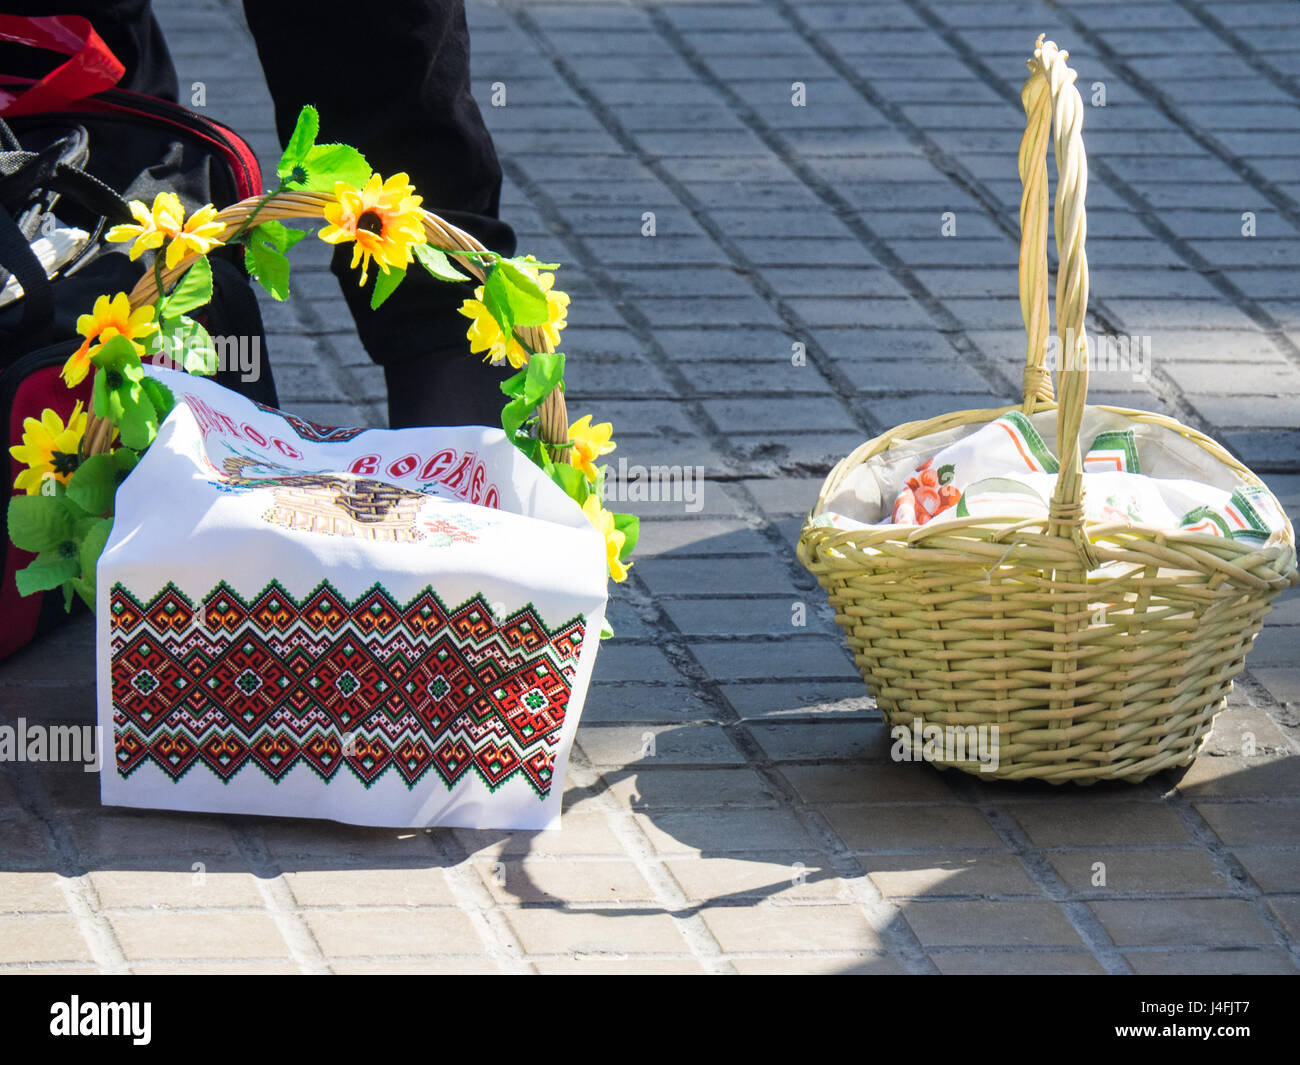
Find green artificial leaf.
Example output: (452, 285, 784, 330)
(370, 265, 406, 310)
(612, 512, 640, 560)
(276, 106, 370, 191)
(78, 517, 113, 583)
(600, 618, 615, 640)
(115, 403, 157, 451)
(412, 243, 470, 283)
(65, 455, 118, 517)
(160, 256, 213, 319)
(549, 462, 590, 507)
(301, 143, 370, 191)
(177, 318, 218, 376)
(243, 220, 305, 301)
(483, 258, 550, 337)
(15, 551, 79, 597)
(501, 396, 533, 440)
(141, 376, 175, 421)
(71, 576, 96, 611)
(524, 351, 565, 407)
(113, 449, 139, 476)
(88, 337, 159, 448)
(277, 105, 320, 184)
(90, 333, 144, 375)
(7, 495, 75, 554)
(500, 367, 527, 399)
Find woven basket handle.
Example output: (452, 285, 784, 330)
(80, 190, 570, 459)
(1017, 35, 1097, 571)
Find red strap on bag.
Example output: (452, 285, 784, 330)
(0, 14, 124, 117)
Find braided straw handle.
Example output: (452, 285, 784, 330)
(80, 190, 570, 460)
(1017, 35, 1097, 571)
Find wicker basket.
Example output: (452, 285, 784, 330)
(79, 190, 571, 459)
(797, 37, 1298, 784)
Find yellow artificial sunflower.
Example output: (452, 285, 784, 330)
(165, 202, 226, 269)
(581, 495, 629, 582)
(319, 172, 425, 286)
(62, 292, 157, 387)
(106, 191, 181, 260)
(106, 192, 225, 269)
(10, 401, 88, 495)
(458, 268, 570, 370)
(568, 414, 616, 481)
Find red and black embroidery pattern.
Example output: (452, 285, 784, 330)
(109, 581, 586, 798)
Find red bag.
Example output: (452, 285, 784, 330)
(1, 14, 270, 660)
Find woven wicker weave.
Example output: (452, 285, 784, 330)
(79, 191, 570, 459)
(797, 36, 1299, 784)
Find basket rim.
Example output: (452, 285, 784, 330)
(799, 399, 1298, 586)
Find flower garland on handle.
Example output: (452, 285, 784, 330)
(8, 106, 636, 632)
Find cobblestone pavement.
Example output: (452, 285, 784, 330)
(1, 0, 1297, 975)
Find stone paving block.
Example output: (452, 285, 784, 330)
(820, 804, 1006, 853)
(662, 596, 837, 637)
(0, 815, 52, 868)
(282, 867, 458, 908)
(578, 723, 745, 767)
(603, 766, 780, 810)
(134, 960, 301, 975)
(584, 642, 681, 684)
(1047, 850, 1234, 896)
(532, 956, 706, 974)
(692, 639, 858, 683)
(781, 762, 958, 805)
(331, 958, 501, 975)
(303, 908, 482, 959)
(110, 912, 291, 961)
(701, 902, 882, 953)
(699, 395, 859, 434)
(0, 914, 91, 963)
(1197, 802, 1300, 846)
(1174, 754, 1300, 798)
(1231, 848, 1300, 894)
(90, 870, 265, 911)
(634, 518, 772, 557)
(634, 807, 823, 857)
(665, 855, 846, 902)
(1266, 895, 1300, 941)
(861, 853, 1040, 898)
(0, 871, 67, 914)
(456, 811, 628, 859)
(478, 858, 656, 905)
(904, 900, 1083, 948)
(720, 681, 874, 720)
(1008, 802, 1194, 847)
(862, 392, 1008, 426)
(582, 683, 716, 724)
(67, 813, 242, 862)
(731, 431, 870, 470)
(676, 359, 834, 398)
(745, 720, 891, 763)
(728, 954, 906, 974)
(1123, 949, 1298, 975)
(255, 823, 443, 865)
(1088, 899, 1277, 948)
(933, 951, 1106, 975)
(503, 907, 689, 957)
(1251, 668, 1300, 707)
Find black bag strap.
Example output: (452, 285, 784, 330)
(0, 202, 54, 338)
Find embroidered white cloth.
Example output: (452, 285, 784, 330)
(815, 410, 1287, 544)
(97, 369, 608, 830)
